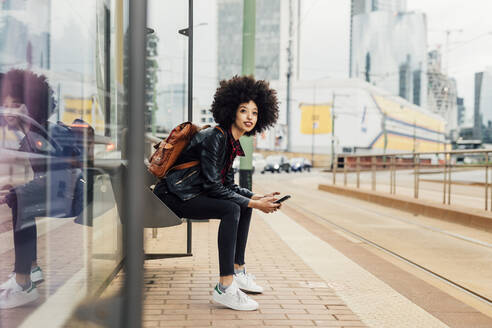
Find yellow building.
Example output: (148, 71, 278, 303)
(62, 96, 105, 134)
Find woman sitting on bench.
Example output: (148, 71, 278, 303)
(154, 75, 280, 311)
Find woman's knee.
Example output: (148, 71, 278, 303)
(222, 202, 241, 222)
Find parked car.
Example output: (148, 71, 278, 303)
(290, 157, 304, 172)
(264, 155, 290, 173)
(289, 157, 312, 172)
(303, 158, 312, 172)
(232, 152, 267, 174)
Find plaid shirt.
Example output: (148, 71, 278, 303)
(220, 128, 245, 183)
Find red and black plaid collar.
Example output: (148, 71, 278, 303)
(228, 128, 245, 157)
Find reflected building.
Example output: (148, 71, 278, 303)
(158, 83, 186, 132)
(474, 68, 492, 142)
(350, 0, 427, 110)
(0, 0, 50, 71)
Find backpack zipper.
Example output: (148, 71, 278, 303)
(175, 170, 198, 185)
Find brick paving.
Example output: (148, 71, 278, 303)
(141, 214, 366, 327)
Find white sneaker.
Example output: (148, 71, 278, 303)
(212, 280, 259, 311)
(30, 266, 44, 285)
(0, 267, 44, 289)
(0, 274, 17, 291)
(234, 271, 264, 294)
(0, 280, 39, 309)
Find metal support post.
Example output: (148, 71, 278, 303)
(343, 156, 347, 186)
(356, 157, 360, 189)
(389, 156, 393, 194)
(331, 94, 336, 171)
(333, 154, 337, 185)
(124, 1, 147, 326)
(415, 154, 420, 198)
(186, 220, 192, 254)
(239, 0, 256, 191)
(447, 154, 452, 205)
(443, 154, 447, 204)
(371, 156, 376, 191)
(486, 153, 489, 210)
(286, 0, 293, 152)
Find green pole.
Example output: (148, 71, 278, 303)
(239, 0, 255, 190)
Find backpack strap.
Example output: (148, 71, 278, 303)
(169, 160, 200, 172)
(166, 127, 223, 175)
(215, 126, 225, 135)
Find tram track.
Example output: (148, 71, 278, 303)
(286, 197, 492, 307)
(254, 174, 492, 307)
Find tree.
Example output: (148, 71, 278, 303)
(145, 33, 159, 133)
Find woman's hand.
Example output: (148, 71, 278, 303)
(263, 191, 280, 198)
(251, 191, 280, 200)
(248, 196, 280, 213)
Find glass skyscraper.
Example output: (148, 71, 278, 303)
(350, 10, 428, 108)
(474, 69, 492, 141)
(217, 0, 281, 81)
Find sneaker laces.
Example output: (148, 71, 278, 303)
(240, 272, 256, 287)
(234, 289, 250, 304)
(245, 272, 256, 281)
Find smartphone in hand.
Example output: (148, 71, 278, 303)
(274, 195, 291, 204)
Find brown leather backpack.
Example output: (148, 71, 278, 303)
(148, 122, 224, 178)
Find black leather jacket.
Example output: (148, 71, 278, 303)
(157, 126, 253, 207)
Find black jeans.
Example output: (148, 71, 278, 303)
(9, 193, 37, 275)
(154, 183, 252, 276)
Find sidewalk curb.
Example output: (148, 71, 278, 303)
(318, 184, 492, 232)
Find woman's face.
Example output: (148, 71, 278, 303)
(233, 100, 258, 134)
(2, 95, 25, 128)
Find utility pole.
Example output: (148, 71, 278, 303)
(239, 0, 255, 190)
(311, 84, 316, 165)
(331, 93, 350, 170)
(331, 93, 336, 170)
(286, 0, 293, 152)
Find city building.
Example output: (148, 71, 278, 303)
(349, 0, 407, 77)
(427, 49, 458, 136)
(258, 78, 447, 156)
(217, 0, 281, 81)
(217, 0, 298, 82)
(457, 97, 466, 127)
(350, 9, 428, 108)
(474, 68, 492, 142)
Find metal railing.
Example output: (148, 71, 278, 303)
(333, 149, 492, 211)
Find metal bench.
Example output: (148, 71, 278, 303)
(91, 160, 192, 259)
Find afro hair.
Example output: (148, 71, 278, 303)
(1, 69, 56, 126)
(210, 75, 279, 136)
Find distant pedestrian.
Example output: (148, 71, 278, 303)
(154, 75, 280, 311)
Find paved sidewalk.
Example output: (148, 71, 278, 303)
(140, 214, 366, 328)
